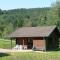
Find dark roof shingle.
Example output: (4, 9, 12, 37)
(8, 26, 56, 38)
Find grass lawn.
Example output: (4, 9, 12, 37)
(0, 39, 15, 49)
(0, 52, 60, 60)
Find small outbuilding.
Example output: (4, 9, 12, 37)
(8, 26, 60, 51)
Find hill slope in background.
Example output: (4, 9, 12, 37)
(0, 8, 50, 37)
(0, 1, 60, 38)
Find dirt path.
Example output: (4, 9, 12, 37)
(0, 48, 49, 53)
(0, 48, 32, 53)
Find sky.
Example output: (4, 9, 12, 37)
(0, 0, 56, 10)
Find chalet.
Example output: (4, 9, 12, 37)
(8, 26, 60, 51)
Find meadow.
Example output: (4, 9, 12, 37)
(0, 52, 60, 60)
(0, 39, 15, 49)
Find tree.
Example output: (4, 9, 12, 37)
(0, 9, 3, 15)
(46, 1, 60, 26)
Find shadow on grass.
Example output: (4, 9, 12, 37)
(0, 53, 10, 57)
(54, 48, 60, 51)
(46, 48, 60, 52)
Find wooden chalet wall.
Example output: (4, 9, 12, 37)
(33, 37, 46, 50)
(46, 28, 59, 50)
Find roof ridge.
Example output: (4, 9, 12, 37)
(18, 25, 56, 28)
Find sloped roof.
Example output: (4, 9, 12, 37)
(8, 26, 57, 38)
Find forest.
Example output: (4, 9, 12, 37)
(0, 1, 60, 38)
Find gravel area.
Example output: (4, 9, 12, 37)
(0, 48, 49, 53)
(0, 48, 33, 53)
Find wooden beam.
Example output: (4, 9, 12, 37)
(23, 39, 24, 46)
(11, 39, 12, 49)
(43, 37, 46, 51)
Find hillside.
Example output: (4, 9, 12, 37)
(0, 8, 50, 37)
(0, 1, 60, 38)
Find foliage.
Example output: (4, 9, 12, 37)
(0, 8, 49, 37)
(0, 1, 60, 37)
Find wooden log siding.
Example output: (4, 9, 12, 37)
(16, 38, 28, 49)
(33, 37, 45, 50)
(16, 38, 24, 45)
(16, 38, 27, 45)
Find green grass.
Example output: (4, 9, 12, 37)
(0, 39, 60, 60)
(0, 39, 15, 49)
(0, 52, 60, 60)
